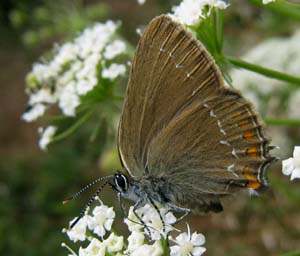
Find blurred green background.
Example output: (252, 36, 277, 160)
(0, 0, 300, 255)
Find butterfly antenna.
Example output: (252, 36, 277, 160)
(63, 175, 113, 204)
(69, 180, 111, 229)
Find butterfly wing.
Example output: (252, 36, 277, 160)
(118, 15, 275, 212)
(118, 15, 222, 176)
(146, 89, 275, 212)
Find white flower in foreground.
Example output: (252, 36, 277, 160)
(38, 126, 57, 150)
(102, 63, 126, 80)
(22, 103, 47, 122)
(170, 0, 228, 26)
(125, 204, 177, 240)
(263, 0, 275, 4)
(79, 238, 106, 256)
(127, 231, 145, 253)
(104, 40, 126, 60)
(87, 204, 115, 237)
(141, 204, 177, 240)
(170, 229, 206, 256)
(124, 206, 143, 232)
(64, 216, 88, 242)
(131, 241, 163, 256)
(104, 233, 124, 253)
(282, 146, 300, 180)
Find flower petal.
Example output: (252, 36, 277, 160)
(191, 233, 206, 246)
(291, 167, 300, 180)
(192, 246, 206, 256)
(282, 158, 294, 176)
(293, 146, 300, 158)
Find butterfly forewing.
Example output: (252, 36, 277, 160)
(118, 15, 275, 212)
(118, 15, 223, 176)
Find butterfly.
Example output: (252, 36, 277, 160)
(68, 15, 275, 229)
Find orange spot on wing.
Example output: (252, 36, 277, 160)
(239, 119, 249, 128)
(243, 166, 262, 189)
(246, 147, 259, 157)
(243, 166, 256, 181)
(247, 181, 261, 189)
(243, 130, 255, 141)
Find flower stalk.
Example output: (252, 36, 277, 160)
(227, 56, 300, 86)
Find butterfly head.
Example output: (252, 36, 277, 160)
(113, 172, 129, 193)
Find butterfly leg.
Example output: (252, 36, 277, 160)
(117, 192, 127, 218)
(147, 196, 165, 232)
(132, 199, 153, 240)
(167, 203, 191, 224)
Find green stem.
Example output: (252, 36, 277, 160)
(227, 57, 300, 86)
(51, 109, 95, 143)
(214, 9, 224, 54)
(265, 119, 300, 126)
(250, 0, 300, 20)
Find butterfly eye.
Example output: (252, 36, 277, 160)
(114, 174, 128, 192)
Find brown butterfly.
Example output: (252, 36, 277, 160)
(116, 15, 275, 215)
(68, 15, 275, 228)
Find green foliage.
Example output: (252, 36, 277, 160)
(9, 0, 110, 48)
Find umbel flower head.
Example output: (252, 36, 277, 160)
(22, 20, 128, 150)
(62, 198, 206, 256)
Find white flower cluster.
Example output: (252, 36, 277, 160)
(22, 20, 128, 150)
(230, 30, 300, 115)
(169, 0, 229, 26)
(63, 198, 206, 256)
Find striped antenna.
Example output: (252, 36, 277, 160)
(63, 175, 113, 204)
(69, 180, 111, 229)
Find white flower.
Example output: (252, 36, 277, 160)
(137, 0, 146, 5)
(22, 103, 47, 122)
(76, 77, 98, 95)
(170, 228, 206, 256)
(140, 204, 176, 240)
(31, 63, 52, 83)
(87, 204, 115, 237)
(64, 216, 88, 242)
(127, 231, 145, 253)
(125, 204, 177, 240)
(102, 63, 126, 80)
(79, 238, 106, 256)
(130, 241, 163, 256)
(104, 40, 126, 59)
(263, 0, 275, 4)
(282, 146, 300, 180)
(124, 206, 144, 232)
(29, 88, 57, 105)
(52, 43, 78, 67)
(38, 126, 57, 150)
(76, 21, 119, 59)
(58, 82, 80, 116)
(104, 233, 124, 253)
(170, 0, 228, 26)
